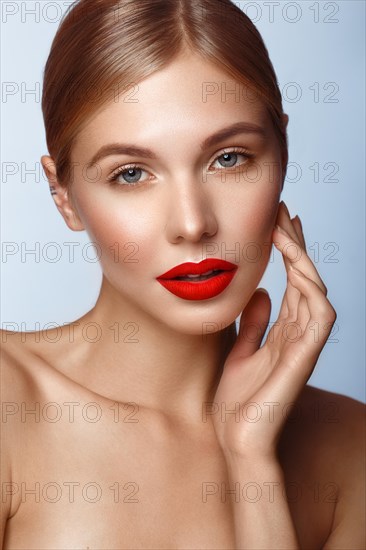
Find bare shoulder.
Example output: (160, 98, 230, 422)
(309, 385, 365, 549)
(0, 328, 50, 403)
(0, 328, 79, 539)
(0, 328, 56, 471)
(0, 329, 42, 540)
(1, 330, 36, 404)
(282, 383, 365, 469)
(0, 328, 49, 448)
(280, 384, 365, 548)
(297, 383, 365, 448)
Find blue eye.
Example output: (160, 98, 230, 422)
(210, 148, 253, 171)
(107, 147, 254, 187)
(109, 165, 149, 186)
(217, 152, 239, 168)
(120, 167, 142, 184)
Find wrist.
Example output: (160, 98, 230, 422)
(223, 450, 283, 478)
(222, 445, 279, 466)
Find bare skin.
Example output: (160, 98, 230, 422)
(1, 331, 364, 549)
(1, 50, 365, 548)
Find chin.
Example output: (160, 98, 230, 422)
(152, 295, 246, 337)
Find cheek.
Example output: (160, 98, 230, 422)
(221, 178, 280, 272)
(247, 201, 278, 271)
(247, 198, 279, 240)
(74, 195, 158, 275)
(226, 182, 279, 241)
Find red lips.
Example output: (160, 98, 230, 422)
(156, 259, 238, 301)
(157, 259, 237, 279)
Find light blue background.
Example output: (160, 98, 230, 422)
(1, 1, 365, 402)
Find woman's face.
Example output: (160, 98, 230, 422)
(61, 51, 285, 334)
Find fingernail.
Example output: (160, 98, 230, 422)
(256, 287, 269, 295)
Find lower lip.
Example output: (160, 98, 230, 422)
(156, 270, 238, 301)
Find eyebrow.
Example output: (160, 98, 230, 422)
(88, 121, 267, 166)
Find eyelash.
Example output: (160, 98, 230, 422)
(107, 147, 255, 188)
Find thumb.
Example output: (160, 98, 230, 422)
(230, 288, 271, 362)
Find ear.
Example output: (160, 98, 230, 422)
(282, 113, 289, 130)
(41, 155, 85, 232)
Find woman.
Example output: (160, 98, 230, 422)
(1, 0, 364, 548)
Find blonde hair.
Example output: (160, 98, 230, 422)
(42, 0, 288, 187)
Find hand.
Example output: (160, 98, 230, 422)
(212, 201, 337, 461)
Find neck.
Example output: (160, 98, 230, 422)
(70, 276, 237, 423)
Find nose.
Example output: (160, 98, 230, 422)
(164, 178, 218, 244)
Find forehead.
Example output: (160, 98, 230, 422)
(74, 51, 269, 157)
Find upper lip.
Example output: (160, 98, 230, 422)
(157, 259, 238, 279)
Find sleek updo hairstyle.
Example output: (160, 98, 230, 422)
(42, 0, 288, 189)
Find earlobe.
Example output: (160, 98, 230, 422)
(41, 155, 85, 232)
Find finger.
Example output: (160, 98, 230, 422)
(272, 228, 301, 319)
(292, 215, 306, 250)
(276, 202, 307, 259)
(273, 204, 301, 318)
(229, 289, 271, 362)
(276, 201, 302, 246)
(291, 215, 309, 327)
(275, 202, 302, 303)
(277, 285, 290, 320)
(276, 260, 301, 321)
(277, 206, 309, 324)
(289, 215, 309, 324)
(273, 225, 327, 296)
(255, 269, 337, 406)
(288, 265, 336, 350)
